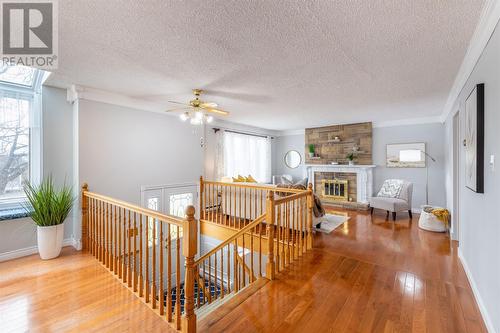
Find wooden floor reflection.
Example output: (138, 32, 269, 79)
(200, 209, 487, 333)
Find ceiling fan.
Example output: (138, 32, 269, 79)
(165, 89, 229, 125)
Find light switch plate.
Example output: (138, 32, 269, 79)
(490, 155, 495, 170)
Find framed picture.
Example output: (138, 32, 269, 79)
(386, 142, 426, 168)
(464, 83, 484, 193)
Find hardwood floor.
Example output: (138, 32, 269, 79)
(0, 210, 486, 332)
(0, 247, 175, 333)
(200, 209, 487, 333)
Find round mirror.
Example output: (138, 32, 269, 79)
(284, 150, 301, 169)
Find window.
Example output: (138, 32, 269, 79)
(221, 131, 272, 183)
(0, 65, 43, 211)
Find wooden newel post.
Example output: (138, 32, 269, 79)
(199, 176, 204, 220)
(306, 183, 314, 250)
(182, 205, 197, 333)
(266, 191, 275, 280)
(81, 183, 89, 252)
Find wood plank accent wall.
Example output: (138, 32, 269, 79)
(305, 122, 373, 165)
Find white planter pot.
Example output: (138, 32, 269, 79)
(37, 223, 64, 260)
(348, 161, 355, 166)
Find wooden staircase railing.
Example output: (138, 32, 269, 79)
(81, 184, 197, 333)
(81, 178, 315, 333)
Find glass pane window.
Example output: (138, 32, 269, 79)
(0, 66, 37, 87)
(0, 95, 30, 204)
(169, 192, 193, 239)
(147, 197, 159, 247)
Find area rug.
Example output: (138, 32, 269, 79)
(316, 212, 349, 234)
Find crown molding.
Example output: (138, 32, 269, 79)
(66, 85, 168, 115)
(441, 0, 500, 122)
(372, 116, 442, 128)
(276, 129, 306, 136)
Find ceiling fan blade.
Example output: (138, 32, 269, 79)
(167, 100, 190, 106)
(201, 106, 229, 116)
(164, 107, 192, 113)
(200, 102, 218, 108)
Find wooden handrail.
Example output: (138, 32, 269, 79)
(202, 180, 307, 194)
(274, 191, 309, 205)
(84, 191, 184, 227)
(195, 214, 266, 265)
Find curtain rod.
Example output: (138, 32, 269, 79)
(212, 127, 274, 139)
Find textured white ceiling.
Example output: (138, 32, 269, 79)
(47, 0, 484, 130)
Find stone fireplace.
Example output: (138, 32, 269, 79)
(305, 164, 376, 209)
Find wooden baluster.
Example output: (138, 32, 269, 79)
(123, 209, 128, 284)
(92, 198, 96, 256)
(307, 183, 314, 249)
(241, 234, 245, 287)
(159, 221, 164, 315)
(104, 202, 108, 267)
(175, 224, 181, 329)
(209, 184, 212, 222)
(266, 191, 275, 279)
(238, 188, 241, 228)
(106, 203, 111, 269)
(292, 200, 296, 260)
(181, 205, 197, 333)
(128, 211, 132, 287)
(224, 186, 227, 226)
(81, 184, 88, 252)
(226, 245, 231, 293)
(133, 212, 138, 292)
(220, 249, 225, 299)
(287, 201, 291, 265)
(214, 251, 218, 301)
(230, 186, 233, 228)
(113, 206, 119, 274)
(139, 214, 144, 297)
(233, 241, 239, 291)
(207, 256, 212, 304)
(277, 204, 282, 272)
(202, 261, 206, 305)
(244, 188, 247, 226)
(145, 215, 150, 303)
(250, 225, 254, 282)
(199, 176, 204, 221)
(166, 222, 172, 322)
(152, 218, 157, 309)
(259, 212, 262, 277)
(98, 200, 102, 262)
(299, 198, 303, 256)
(89, 198, 93, 256)
(118, 207, 122, 279)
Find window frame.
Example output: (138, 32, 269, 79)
(0, 68, 43, 212)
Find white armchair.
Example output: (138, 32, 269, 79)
(370, 179, 413, 222)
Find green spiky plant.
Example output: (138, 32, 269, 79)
(22, 176, 75, 227)
(346, 152, 357, 162)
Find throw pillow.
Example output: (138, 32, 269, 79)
(294, 177, 308, 188)
(377, 179, 404, 198)
(246, 175, 257, 183)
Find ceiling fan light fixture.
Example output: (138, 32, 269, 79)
(179, 112, 189, 121)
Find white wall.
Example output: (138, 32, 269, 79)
(444, 20, 500, 333)
(78, 99, 203, 204)
(0, 86, 74, 256)
(272, 124, 446, 210)
(372, 123, 446, 210)
(273, 134, 305, 182)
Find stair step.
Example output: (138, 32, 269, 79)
(197, 277, 269, 331)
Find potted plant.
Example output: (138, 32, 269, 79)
(308, 144, 315, 158)
(23, 177, 75, 260)
(346, 152, 357, 166)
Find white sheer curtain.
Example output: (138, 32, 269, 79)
(214, 130, 272, 183)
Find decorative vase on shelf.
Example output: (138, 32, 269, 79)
(308, 152, 315, 158)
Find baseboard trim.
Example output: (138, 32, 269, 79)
(0, 238, 78, 262)
(458, 248, 496, 333)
